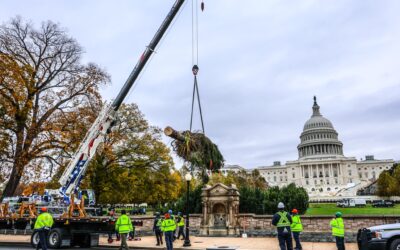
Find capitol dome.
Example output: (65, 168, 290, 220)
(297, 97, 343, 159)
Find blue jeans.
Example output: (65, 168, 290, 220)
(292, 232, 302, 250)
(165, 231, 174, 250)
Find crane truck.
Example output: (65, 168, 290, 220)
(0, 0, 186, 248)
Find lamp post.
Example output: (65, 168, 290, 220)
(183, 173, 192, 247)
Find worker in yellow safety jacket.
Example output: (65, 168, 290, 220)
(115, 209, 133, 250)
(176, 212, 186, 240)
(291, 208, 303, 250)
(34, 207, 54, 250)
(330, 212, 345, 250)
(161, 213, 176, 250)
(272, 202, 293, 250)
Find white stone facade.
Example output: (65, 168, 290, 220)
(256, 97, 394, 197)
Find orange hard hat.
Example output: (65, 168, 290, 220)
(41, 207, 47, 212)
(292, 208, 298, 214)
(165, 213, 170, 219)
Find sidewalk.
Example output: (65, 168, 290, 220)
(102, 236, 358, 250)
(0, 234, 358, 250)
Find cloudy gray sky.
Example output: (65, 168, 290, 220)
(1, 0, 400, 168)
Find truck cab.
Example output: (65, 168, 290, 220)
(358, 223, 400, 250)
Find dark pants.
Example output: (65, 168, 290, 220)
(292, 232, 302, 250)
(36, 229, 48, 250)
(335, 236, 345, 250)
(165, 231, 174, 250)
(119, 233, 129, 250)
(177, 226, 185, 240)
(278, 232, 293, 250)
(155, 229, 163, 245)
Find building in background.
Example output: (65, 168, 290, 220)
(256, 97, 394, 197)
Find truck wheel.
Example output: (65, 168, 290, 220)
(48, 228, 63, 249)
(390, 239, 400, 250)
(30, 231, 40, 248)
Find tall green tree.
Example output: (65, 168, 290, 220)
(81, 103, 181, 204)
(377, 164, 399, 197)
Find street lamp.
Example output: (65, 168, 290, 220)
(183, 173, 192, 247)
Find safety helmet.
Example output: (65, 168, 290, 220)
(165, 213, 170, 219)
(335, 212, 342, 217)
(41, 207, 47, 212)
(178, 212, 182, 215)
(291, 208, 298, 214)
(277, 202, 285, 209)
(168, 209, 173, 214)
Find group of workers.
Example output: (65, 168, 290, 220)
(153, 210, 186, 250)
(273, 202, 345, 250)
(32, 204, 345, 250)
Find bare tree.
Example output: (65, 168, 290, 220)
(0, 17, 109, 200)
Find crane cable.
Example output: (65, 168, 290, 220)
(189, 0, 205, 133)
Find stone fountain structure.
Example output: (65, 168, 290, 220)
(199, 183, 240, 236)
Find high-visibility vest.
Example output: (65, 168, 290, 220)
(115, 214, 133, 234)
(161, 218, 176, 232)
(291, 215, 303, 232)
(34, 212, 54, 229)
(177, 216, 185, 227)
(156, 218, 163, 227)
(277, 211, 291, 227)
(330, 218, 345, 237)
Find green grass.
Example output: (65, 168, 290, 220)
(306, 203, 400, 216)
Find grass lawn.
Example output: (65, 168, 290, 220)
(306, 203, 400, 216)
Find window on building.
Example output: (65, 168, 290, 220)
(349, 179, 352, 183)
(327, 187, 331, 191)
(306, 180, 309, 185)
(348, 170, 352, 176)
(365, 172, 368, 178)
(311, 188, 315, 192)
(305, 173, 309, 178)
(359, 173, 362, 178)
(320, 179, 323, 184)
(327, 180, 330, 185)
(280, 177, 283, 181)
(319, 171, 323, 177)
(274, 176, 277, 182)
(372, 171, 376, 179)
(335, 179, 338, 184)
(292, 173, 295, 178)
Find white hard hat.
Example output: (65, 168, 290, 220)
(277, 202, 285, 209)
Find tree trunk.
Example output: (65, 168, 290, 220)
(1, 161, 24, 201)
(164, 126, 185, 142)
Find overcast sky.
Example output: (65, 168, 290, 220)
(1, 0, 400, 168)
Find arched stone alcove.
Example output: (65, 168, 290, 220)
(200, 183, 240, 236)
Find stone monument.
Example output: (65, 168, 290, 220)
(200, 183, 240, 236)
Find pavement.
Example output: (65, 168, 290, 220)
(0, 234, 359, 250)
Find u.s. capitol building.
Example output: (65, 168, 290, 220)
(223, 97, 394, 197)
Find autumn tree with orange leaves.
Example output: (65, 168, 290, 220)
(0, 17, 109, 200)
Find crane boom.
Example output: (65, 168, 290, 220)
(59, 0, 186, 198)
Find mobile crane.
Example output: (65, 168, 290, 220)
(0, 0, 186, 248)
